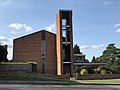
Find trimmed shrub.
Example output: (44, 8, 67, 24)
(79, 66, 94, 74)
(94, 69, 100, 74)
(97, 66, 105, 72)
(101, 70, 107, 74)
(80, 69, 88, 75)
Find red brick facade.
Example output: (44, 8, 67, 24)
(13, 30, 57, 75)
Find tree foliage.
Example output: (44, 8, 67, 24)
(84, 59, 89, 63)
(92, 56, 96, 63)
(73, 44, 89, 63)
(73, 44, 81, 54)
(0, 45, 8, 62)
(95, 43, 120, 73)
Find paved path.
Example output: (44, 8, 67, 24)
(0, 84, 120, 90)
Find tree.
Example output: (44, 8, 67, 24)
(73, 44, 89, 62)
(92, 56, 96, 63)
(73, 44, 81, 54)
(0, 45, 8, 62)
(95, 43, 120, 73)
(85, 59, 89, 63)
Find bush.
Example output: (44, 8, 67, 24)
(79, 66, 94, 74)
(101, 70, 107, 74)
(97, 66, 105, 72)
(106, 71, 112, 74)
(94, 69, 100, 74)
(109, 71, 112, 74)
(80, 69, 88, 75)
(79, 66, 88, 70)
(74, 67, 81, 73)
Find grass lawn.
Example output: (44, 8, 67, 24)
(0, 74, 72, 82)
(77, 79, 120, 84)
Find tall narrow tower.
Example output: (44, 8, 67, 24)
(56, 10, 73, 76)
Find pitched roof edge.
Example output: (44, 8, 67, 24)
(14, 30, 56, 40)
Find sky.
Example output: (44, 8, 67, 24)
(0, 0, 120, 61)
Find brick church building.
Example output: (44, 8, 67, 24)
(13, 10, 73, 76)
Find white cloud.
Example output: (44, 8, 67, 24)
(80, 44, 105, 50)
(37, 23, 56, 33)
(116, 29, 120, 32)
(0, 35, 13, 48)
(0, 35, 13, 60)
(10, 31, 20, 35)
(44, 23, 55, 32)
(104, 0, 112, 6)
(0, 36, 7, 41)
(23, 24, 33, 32)
(115, 23, 120, 27)
(9, 23, 23, 30)
(104, 1, 109, 5)
(104, 0, 113, 6)
(114, 23, 120, 33)
(9, 23, 33, 33)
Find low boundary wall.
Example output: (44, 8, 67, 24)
(0, 64, 32, 73)
(75, 74, 120, 80)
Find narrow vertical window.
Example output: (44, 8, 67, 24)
(41, 40, 46, 73)
(41, 31, 46, 73)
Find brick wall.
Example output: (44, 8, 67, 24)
(13, 32, 42, 72)
(75, 74, 120, 80)
(56, 11, 63, 75)
(13, 30, 57, 75)
(45, 31, 57, 75)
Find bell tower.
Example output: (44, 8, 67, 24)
(56, 10, 73, 76)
